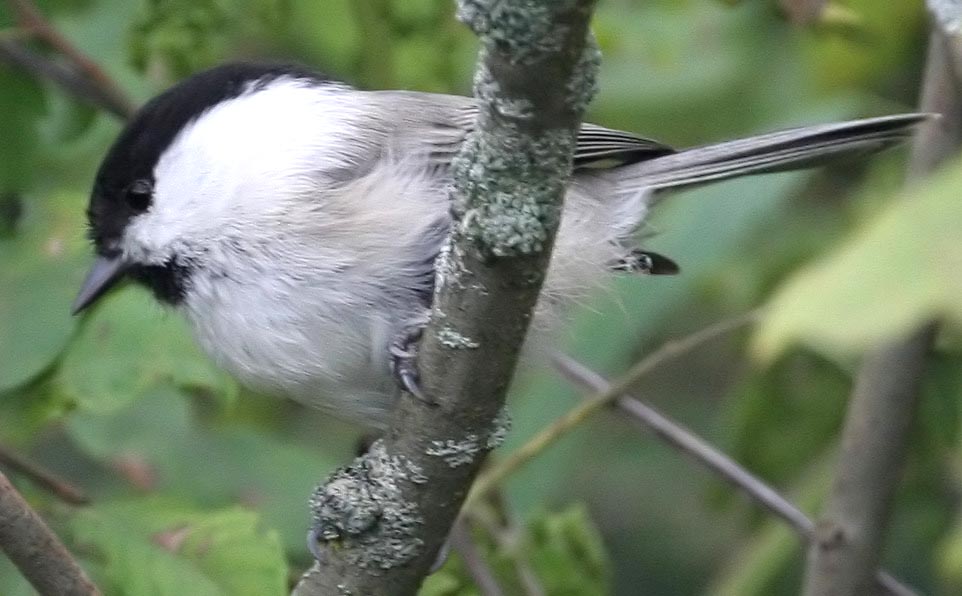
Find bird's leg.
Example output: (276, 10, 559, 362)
(389, 315, 435, 404)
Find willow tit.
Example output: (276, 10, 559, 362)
(72, 62, 925, 428)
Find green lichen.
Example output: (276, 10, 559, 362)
(452, 123, 575, 257)
(450, 4, 600, 258)
(566, 35, 602, 112)
(486, 406, 513, 450)
(309, 441, 427, 570)
(425, 406, 512, 468)
(426, 435, 482, 468)
(472, 61, 536, 120)
(457, 0, 572, 65)
(437, 326, 481, 349)
(433, 242, 468, 299)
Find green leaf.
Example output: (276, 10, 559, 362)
(938, 514, 962, 591)
(0, 191, 88, 392)
(0, 377, 75, 443)
(67, 388, 342, 555)
(0, 67, 46, 192)
(755, 157, 962, 360)
(70, 498, 287, 596)
(128, 0, 290, 80)
(422, 505, 610, 596)
(57, 289, 237, 413)
(526, 506, 610, 596)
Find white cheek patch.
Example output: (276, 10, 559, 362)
(121, 77, 366, 267)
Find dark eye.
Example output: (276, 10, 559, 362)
(125, 179, 153, 212)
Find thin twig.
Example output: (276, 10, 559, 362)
(3, 0, 136, 118)
(557, 353, 811, 535)
(0, 471, 99, 595)
(0, 444, 89, 506)
(0, 37, 131, 119)
(554, 353, 918, 596)
(465, 500, 546, 596)
(448, 520, 506, 596)
(465, 310, 762, 508)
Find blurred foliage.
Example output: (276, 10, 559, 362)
(0, 0, 959, 594)
(757, 155, 962, 360)
(424, 506, 610, 596)
(70, 497, 288, 595)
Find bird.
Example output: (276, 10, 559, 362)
(72, 62, 926, 429)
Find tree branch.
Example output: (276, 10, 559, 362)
(801, 11, 961, 594)
(553, 353, 918, 596)
(927, 0, 962, 84)
(0, 471, 99, 595)
(294, 1, 601, 593)
(0, 443, 89, 506)
(1, 0, 136, 118)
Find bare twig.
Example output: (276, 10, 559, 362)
(801, 15, 960, 595)
(467, 503, 546, 596)
(294, 2, 602, 594)
(2, 0, 136, 118)
(0, 444, 89, 506)
(0, 471, 99, 595)
(555, 353, 918, 596)
(449, 520, 506, 596)
(466, 310, 761, 508)
(556, 352, 810, 535)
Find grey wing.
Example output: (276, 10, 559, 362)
(447, 103, 675, 168)
(367, 91, 674, 171)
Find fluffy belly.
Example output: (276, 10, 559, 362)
(180, 282, 400, 427)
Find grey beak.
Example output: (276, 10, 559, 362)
(71, 256, 129, 315)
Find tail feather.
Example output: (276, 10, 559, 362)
(612, 113, 931, 191)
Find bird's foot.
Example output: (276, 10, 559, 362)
(389, 319, 435, 405)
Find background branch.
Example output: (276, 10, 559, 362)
(0, 471, 98, 595)
(0, 443, 88, 506)
(449, 519, 505, 596)
(801, 9, 962, 594)
(295, 1, 601, 593)
(554, 353, 917, 596)
(467, 310, 760, 507)
(1, 0, 135, 118)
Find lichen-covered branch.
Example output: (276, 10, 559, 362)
(800, 20, 961, 596)
(294, 1, 600, 594)
(0, 471, 99, 595)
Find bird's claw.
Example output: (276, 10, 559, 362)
(389, 323, 435, 405)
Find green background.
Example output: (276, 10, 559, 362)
(2, 0, 960, 594)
